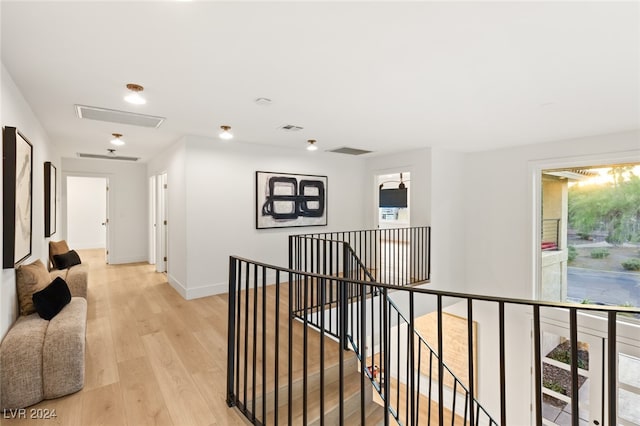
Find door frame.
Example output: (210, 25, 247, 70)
(373, 168, 412, 229)
(61, 172, 111, 263)
(153, 172, 168, 273)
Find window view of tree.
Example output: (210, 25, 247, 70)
(565, 165, 640, 311)
(569, 166, 640, 245)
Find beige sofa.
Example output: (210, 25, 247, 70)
(0, 249, 88, 410)
(1, 298, 87, 409)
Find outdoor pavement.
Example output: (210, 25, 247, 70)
(567, 267, 640, 306)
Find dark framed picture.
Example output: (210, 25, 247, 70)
(44, 161, 57, 237)
(256, 171, 328, 229)
(3, 127, 33, 268)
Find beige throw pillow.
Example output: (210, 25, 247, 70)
(49, 240, 70, 268)
(16, 259, 51, 316)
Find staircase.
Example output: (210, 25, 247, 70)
(227, 278, 387, 425)
(249, 326, 386, 425)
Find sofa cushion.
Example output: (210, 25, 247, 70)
(52, 250, 82, 270)
(42, 297, 87, 399)
(0, 314, 48, 409)
(50, 263, 89, 299)
(32, 277, 72, 320)
(16, 260, 51, 316)
(48, 240, 70, 268)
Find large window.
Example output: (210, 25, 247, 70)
(539, 164, 640, 310)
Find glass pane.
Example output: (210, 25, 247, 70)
(541, 332, 591, 424)
(620, 352, 640, 388)
(619, 352, 640, 425)
(619, 388, 640, 424)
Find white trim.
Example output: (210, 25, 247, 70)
(107, 255, 148, 265)
(176, 271, 281, 300)
(167, 273, 187, 298)
(186, 282, 227, 300)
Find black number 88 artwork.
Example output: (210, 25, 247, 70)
(261, 177, 325, 220)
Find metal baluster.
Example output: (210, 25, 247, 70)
(499, 301, 506, 426)
(226, 257, 237, 407)
(274, 270, 280, 424)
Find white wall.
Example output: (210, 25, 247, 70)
(429, 148, 467, 292)
(62, 157, 148, 265)
(149, 135, 368, 299)
(148, 138, 188, 292)
(66, 176, 106, 249)
(464, 129, 640, 300)
(1, 64, 60, 339)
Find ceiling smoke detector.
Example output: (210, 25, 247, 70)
(278, 124, 304, 132)
(254, 97, 272, 106)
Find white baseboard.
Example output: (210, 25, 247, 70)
(71, 243, 106, 250)
(186, 282, 227, 300)
(167, 274, 188, 298)
(166, 270, 281, 301)
(108, 255, 148, 265)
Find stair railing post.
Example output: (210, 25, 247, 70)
(341, 243, 350, 351)
(226, 256, 237, 407)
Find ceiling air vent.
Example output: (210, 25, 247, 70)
(278, 124, 304, 132)
(329, 147, 373, 156)
(77, 153, 140, 162)
(75, 105, 165, 128)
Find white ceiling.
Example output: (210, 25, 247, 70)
(2, 1, 638, 162)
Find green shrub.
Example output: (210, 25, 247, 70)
(590, 248, 610, 259)
(568, 246, 577, 262)
(543, 380, 565, 395)
(621, 258, 640, 271)
(550, 349, 587, 369)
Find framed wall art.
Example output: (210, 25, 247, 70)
(3, 126, 33, 268)
(256, 171, 328, 229)
(44, 161, 57, 237)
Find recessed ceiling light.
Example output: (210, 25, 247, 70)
(110, 133, 125, 146)
(307, 139, 318, 151)
(255, 97, 272, 106)
(219, 125, 233, 140)
(124, 83, 146, 105)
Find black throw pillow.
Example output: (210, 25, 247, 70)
(52, 249, 82, 270)
(32, 277, 72, 320)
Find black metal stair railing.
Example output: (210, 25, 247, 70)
(289, 229, 497, 425)
(347, 287, 498, 426)
(291, 227, 431, 286)
(227, 255, 639, 425)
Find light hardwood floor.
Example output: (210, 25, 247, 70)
(2, 250, 462, 425)
(2, 249, 250, 426)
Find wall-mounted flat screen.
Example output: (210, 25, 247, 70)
(379, 188, 407, 208)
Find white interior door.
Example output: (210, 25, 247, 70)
(66, 176, 108, 259)
(155, 173, 168, 273)
(149, 176, 156, 265)
(104, 178, 110, 264)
